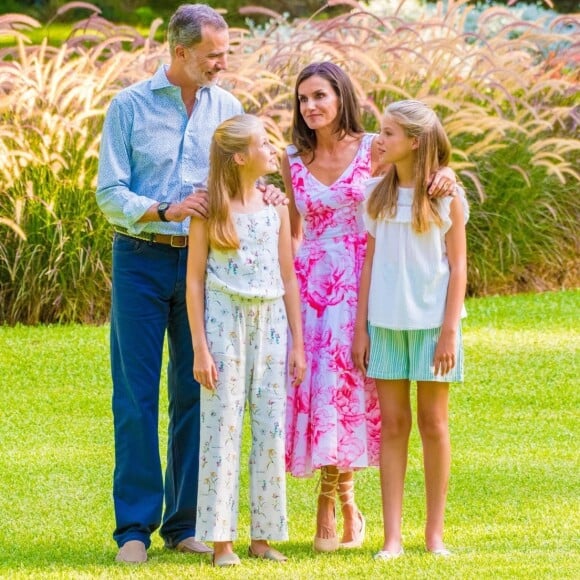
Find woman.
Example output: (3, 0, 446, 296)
(283, 62, 456, 552)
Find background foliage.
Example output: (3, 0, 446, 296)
(2, 1, 578, 25)
(0, 0, 578, 324)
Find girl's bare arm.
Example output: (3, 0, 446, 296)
(186, 218, 217, 389)
(277, 205, 306, 385)
(433, 197, 467, 376)
(352, 234, 376, 373)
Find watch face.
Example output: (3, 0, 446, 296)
(158, 202, 170, 221)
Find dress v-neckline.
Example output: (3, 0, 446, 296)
(303, 136, 366, 189)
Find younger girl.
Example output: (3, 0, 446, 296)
(352, 100, 467, 560)
(186, 114, 306, 567)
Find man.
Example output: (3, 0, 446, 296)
(96, 4, 281, 564)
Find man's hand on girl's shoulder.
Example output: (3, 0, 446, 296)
(258, 181, 289, 206)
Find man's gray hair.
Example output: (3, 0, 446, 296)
(167, 4, 227, 52)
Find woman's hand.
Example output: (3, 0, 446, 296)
(352, 327, 370, 374)
(289, 347, 306, 387)
(433, 328, 457, 376)
(193, 348, 218, 390)
(427, 166, 456, 198)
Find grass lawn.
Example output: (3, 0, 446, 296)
(0, 290, 578, 578)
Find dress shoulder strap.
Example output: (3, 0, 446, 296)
(285, 144, 307, 171)
(359, 133, 375, 157)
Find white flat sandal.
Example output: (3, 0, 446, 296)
(428, 547, 452, 557)
(374, 548, 404, 560)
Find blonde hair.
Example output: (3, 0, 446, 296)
(207, 114, 264, 250)
(367, 100, 451, 233)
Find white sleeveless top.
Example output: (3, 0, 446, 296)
(363, 179, 468, 330)
(205, 204, 285, 300)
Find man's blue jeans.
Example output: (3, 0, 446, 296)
(110, 233, 200, 548)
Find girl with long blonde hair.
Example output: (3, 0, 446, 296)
(353, 100, 468, 560)
(187, 114, 306, 567)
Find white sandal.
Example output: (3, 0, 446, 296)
(374, 548, 404, 561)
(428, 547, 452, 557)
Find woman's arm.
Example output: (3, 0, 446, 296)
(281, 151, 303, 257)
(186, 218, 217, 389)
(433, 196, 467, 376)
(277, 205, 306, 386)
(352, 234, 376, 373)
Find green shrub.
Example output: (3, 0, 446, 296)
(463, 138, 579, 294)
(0, 174, 111, 324)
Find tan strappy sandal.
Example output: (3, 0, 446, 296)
(337, 477, 366, 549)
(313, 467, 340, 552)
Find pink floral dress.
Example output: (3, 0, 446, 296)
(285, 134, 381, 478)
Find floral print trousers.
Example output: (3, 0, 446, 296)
(195, 290, 289, 541)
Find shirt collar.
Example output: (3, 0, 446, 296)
(151, 65, 212, 96)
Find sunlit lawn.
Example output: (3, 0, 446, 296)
(0, 290, 578, 578)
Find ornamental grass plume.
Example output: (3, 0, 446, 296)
(0, 0, 578, 323)
(0, 3, 165, 323)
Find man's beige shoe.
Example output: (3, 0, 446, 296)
(115, 540, 147, 563)
(173, 537, 213, 554)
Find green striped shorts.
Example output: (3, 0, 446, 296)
(367, 325, 464, 382)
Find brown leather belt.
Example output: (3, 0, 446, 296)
(115, 228, 188, 248)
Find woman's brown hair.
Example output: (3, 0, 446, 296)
(291, 62, 364, 162)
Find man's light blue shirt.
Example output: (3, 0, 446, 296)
(96, 65, 243, 235)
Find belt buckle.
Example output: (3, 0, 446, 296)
(170, 235, 187, 248)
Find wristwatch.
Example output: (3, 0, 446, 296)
(157, 202, 171, 222)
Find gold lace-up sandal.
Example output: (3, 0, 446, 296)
(337, 477, 366, 549)
(313, 467, 340, 552)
